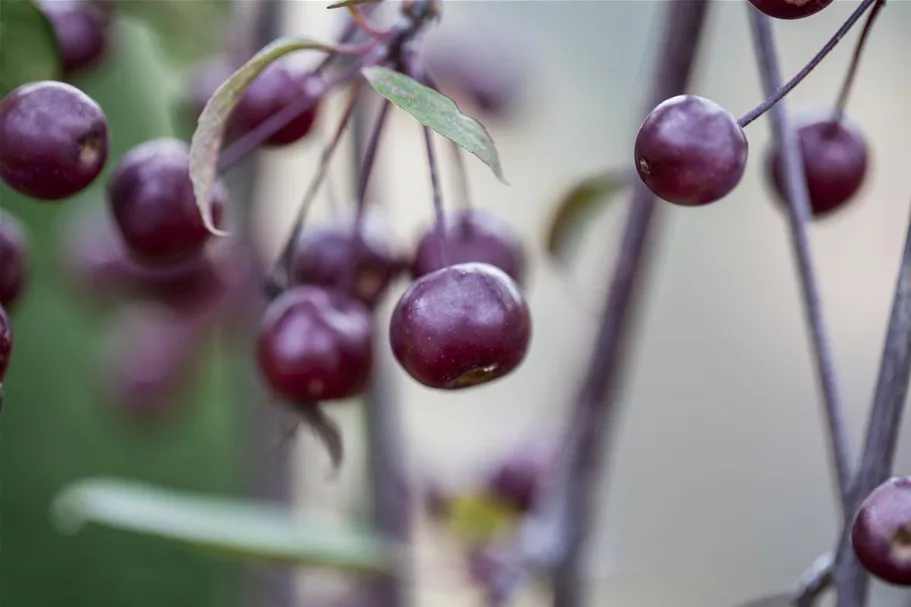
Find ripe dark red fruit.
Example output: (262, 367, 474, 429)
(0, 210, 29, 309)
(0, 304, 11, 381)
(38, 0, 111, 78)
(107, 138, 226, 265)
(290, 211, 401, 307)
(852, 477, 911, 585)
(410, 209, 525, 284)
(257, 286, 373, 402)
(390, 262, 531, 390)
(635, 94, 748, 206)
(768, 111, 869, 217)
(748, 0, 833, 20)
(235, 58, 324, 147)
(0, 81, 108, 200)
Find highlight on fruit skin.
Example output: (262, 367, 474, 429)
(634, 94, 748, 207)
(852, 476, 911, 586)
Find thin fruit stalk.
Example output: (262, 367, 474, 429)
(552, 1, 711, 605)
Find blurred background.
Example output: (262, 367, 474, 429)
(3, 1, 911, 606)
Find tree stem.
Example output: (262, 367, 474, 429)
(551, 1, 711, 604)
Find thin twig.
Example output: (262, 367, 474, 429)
(421, 127, 449, 267)
(831, 0, 885, 125)
(737, 0, 878, 128)
(548, 1, 711, 605)
(747, 10, 853, 515)
(832, 192, 911, 606)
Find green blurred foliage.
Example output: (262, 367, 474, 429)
(0, 13, 245, 607)
(0, 0, 62, 95)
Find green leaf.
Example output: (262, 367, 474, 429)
(546, 171, 629, 265)
(189, 37, 339, 235)
(52, 478, 396, 572)
(361, 66, 506, 183)
(327, 0, 381, 8)
(0, 0, 62, 96)
(115, 0, 231, 66)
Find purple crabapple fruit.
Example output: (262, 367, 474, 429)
(107, 138, 226, 265)
(486, 448, 549, 513)
(0, 304, 11, 382)
(0, 210, 29, 309)
(38, 0, 111, 78)
(0, 81, 108, 200)
(410, 209, 525, 285)
(768, 110, 869, 217)
(235, 57, 324, 147)
(635, 94, 748, 206)
(748, 0, 834, 20)
(389, 262, 531, 390)
(290, 210, 402, 308)
(257, 286, 373, 403)
(852, 477, 911, 585)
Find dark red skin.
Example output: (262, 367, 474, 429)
(0, 210, 29, 309)
(0, 304, 11, 382)
(769, 112, 869, 217)
(487, 450, 548, 513)
(236, 58, 323, 147)
(410, 209, 525, 285)
(852, 477, 911, 585)
(748, 0, 833, 19)
(39, 0, 111, 78)
(257, 286, 373, 403)
(389, 262, 531, 390)
(0, 81, 108, 200)
(107, 138, 226, 266)
(290, 211, 402, 308)
(635, 94, 748, 206)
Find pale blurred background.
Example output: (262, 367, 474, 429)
(245, 1, 911, 605)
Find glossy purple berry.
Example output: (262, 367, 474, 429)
(0, 210, 29, 309)
(0, 304, 11, 382)
(235, 58, 324, 147)
(749, 0, 833, 20)
(410, 209, 525, 284)
(635, 94, 748, 206)
(0, 81, 108, 200)
(38, 0, 111, 78)
(852, 477, 911, 585)
(107, 138, 226, 265)
(257, 286, 373, 403)
(290, 210, 401, 308)
(768, 111, 869, 217)
(390, 262, 531, 390)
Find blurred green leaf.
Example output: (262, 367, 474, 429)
(0, 0, 62, 96)
(361, 66, 506, 183)
(114, 0, 230, 66)
(189, 37, 339, 235)
(53, 478, 396, 572)
(546, 171, 629, 265)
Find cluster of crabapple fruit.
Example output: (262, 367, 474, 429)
(0, 0, 534, 421)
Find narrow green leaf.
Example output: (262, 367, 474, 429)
(327, 0, 381, 8)
(546, 171, 629, 264)
(115, 0, 231, 66)
(189, 37, 339, 235)
(0, 0, 62, 96)
(52, 478, 396, 572)
(361, 66, 506, 183)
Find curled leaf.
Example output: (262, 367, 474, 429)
(189, 37, 340, 235)
(361, 66, 506, 183)
(298, 405, 345, 474)
(546, 171, 629, 265)
(52, 478, 393, 571)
